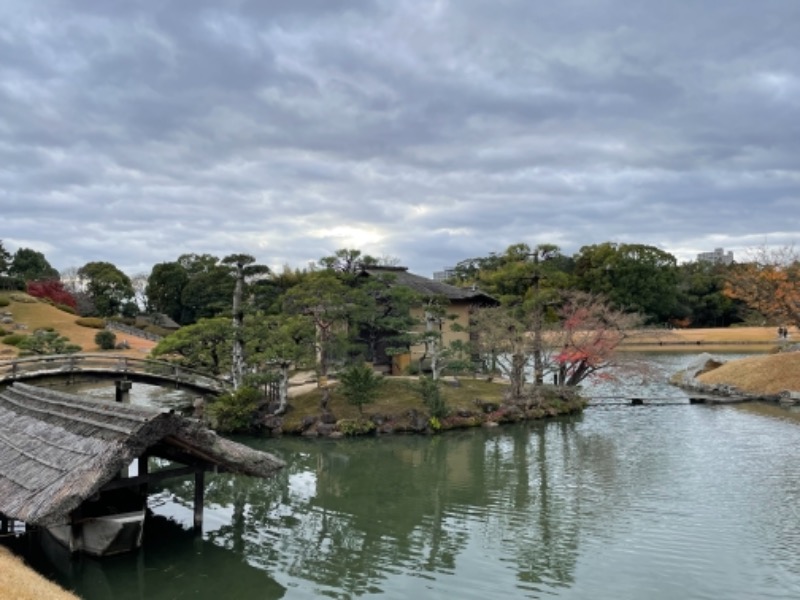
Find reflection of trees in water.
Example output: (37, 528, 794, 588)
(159, 422, 607, 596)
(480, 420, 583, 592)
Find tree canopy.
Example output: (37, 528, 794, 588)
(724, 246, 800, 327)
(77, 261, 136, 317)
(574, 242, 679, 323)
(9, 248, 59, 282)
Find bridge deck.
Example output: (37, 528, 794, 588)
(0, 354, 230, 395)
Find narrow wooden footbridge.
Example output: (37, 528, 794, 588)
(586, 394, 750, 407)
(0, 354, 231, 396)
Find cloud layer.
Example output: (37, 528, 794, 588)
(3, 0, 799, 276)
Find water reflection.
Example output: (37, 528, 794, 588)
(16, 352, 800, 599)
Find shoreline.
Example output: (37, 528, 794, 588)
(0, 546, 78, 600)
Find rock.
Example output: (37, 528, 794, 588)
(317, 423, 337, 437)
(320, 411, 337, 425)
(263, 415, 283, 430)
(300, 416, 318, 431)
(407, 409, 428, 432)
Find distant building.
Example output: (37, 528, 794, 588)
(697, 247, 734, 265)
(433, 267, 457, 282)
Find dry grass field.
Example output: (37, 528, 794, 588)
(1, 293, 156, 358)
(621, 325, 795, 351)
(696, 352, 800, 395)
(0, 546, 78, 600)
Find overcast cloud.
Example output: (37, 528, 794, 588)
(2, 0, 799, 277)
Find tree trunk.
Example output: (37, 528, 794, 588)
(510, 352, 526, 399)
(276, 363, 290, 414)
(231, 266, 245, 390)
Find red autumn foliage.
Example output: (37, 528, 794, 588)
(26, 280, 77, 310)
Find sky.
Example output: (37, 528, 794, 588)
(2, 0, 799, 278)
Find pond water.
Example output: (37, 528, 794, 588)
(14, 352, 800, 599)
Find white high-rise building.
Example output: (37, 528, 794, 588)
(697, 247, 734, 265)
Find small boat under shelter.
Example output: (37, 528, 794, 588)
(0, 382, 284, 557)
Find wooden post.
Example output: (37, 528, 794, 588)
(115, 379, 133, 403)
(138, 455, 149, 498)
(193, 469, 205, 533)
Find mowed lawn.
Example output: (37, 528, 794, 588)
(621, 325, 795, 350)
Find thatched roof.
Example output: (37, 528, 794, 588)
(0, 383, 284, 526)
(362, 266, 497, 304)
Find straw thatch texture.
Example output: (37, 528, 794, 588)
(0, 383, 284, 526)
(362, 267, 497, 303)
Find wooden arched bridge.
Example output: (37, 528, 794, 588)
(0, 354, 231, 396)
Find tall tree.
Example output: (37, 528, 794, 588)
(282, 271, 354, 382)
(675, 261, 742, 327)
(246, 314, 315, 414)
(222, 253, 270, 390)
(724, 246, 800, 327)
(8, 248, 59, 281)
(348, 271, 420, 365)
(574, 242, 679, 323)
(550, 291, 641, 386)
(150, 317, 233, 376)
(319, 248, 380, 279)
(77, 261, 136, 317)
(0, 240, 11, 275)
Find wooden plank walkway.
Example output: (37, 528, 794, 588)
(586, 394, 751, 406)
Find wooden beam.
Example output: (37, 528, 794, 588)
(100, 465, 196, 492)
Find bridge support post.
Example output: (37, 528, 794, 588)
(194, 469, 205, 533)
(115, 379, 133, 403)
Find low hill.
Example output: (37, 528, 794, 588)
(1, 292, 156, 358)
(696, 351, 800, 395)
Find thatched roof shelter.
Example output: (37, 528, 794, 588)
(362, 266, 497, 304)
(0, 383, 284, 527)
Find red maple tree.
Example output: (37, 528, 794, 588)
(27, 280, 77, 310)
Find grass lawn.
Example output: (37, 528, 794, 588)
(621, 325, 795, 351)
(0, 546, 78, 600)
(0, 292, 156, 358)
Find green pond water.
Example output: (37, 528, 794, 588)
(10, 353, 800, 599)
(18, 403, 800, 599)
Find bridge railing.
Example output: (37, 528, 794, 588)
(0, 354, 230, 392)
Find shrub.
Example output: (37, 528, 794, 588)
(9, 293, 35, 303)
(143, 325, 172, 337)
(415, 376, 449, 419)
(337, 418, 376, 436)
(338, 363, 384, 414)
(208, 387, 261, 433)
(56, 303, 76, 314)
(26, 280, 77, 310)
(17, 330, 81, 355)
(0, 297, 9, 308)
(0, 276, 25, 291)
(95, 329, 117, 350)
(75, 317, 106, 329)
(2, 334, 26, 347)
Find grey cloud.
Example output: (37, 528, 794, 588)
(1, 0, 798, 276)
